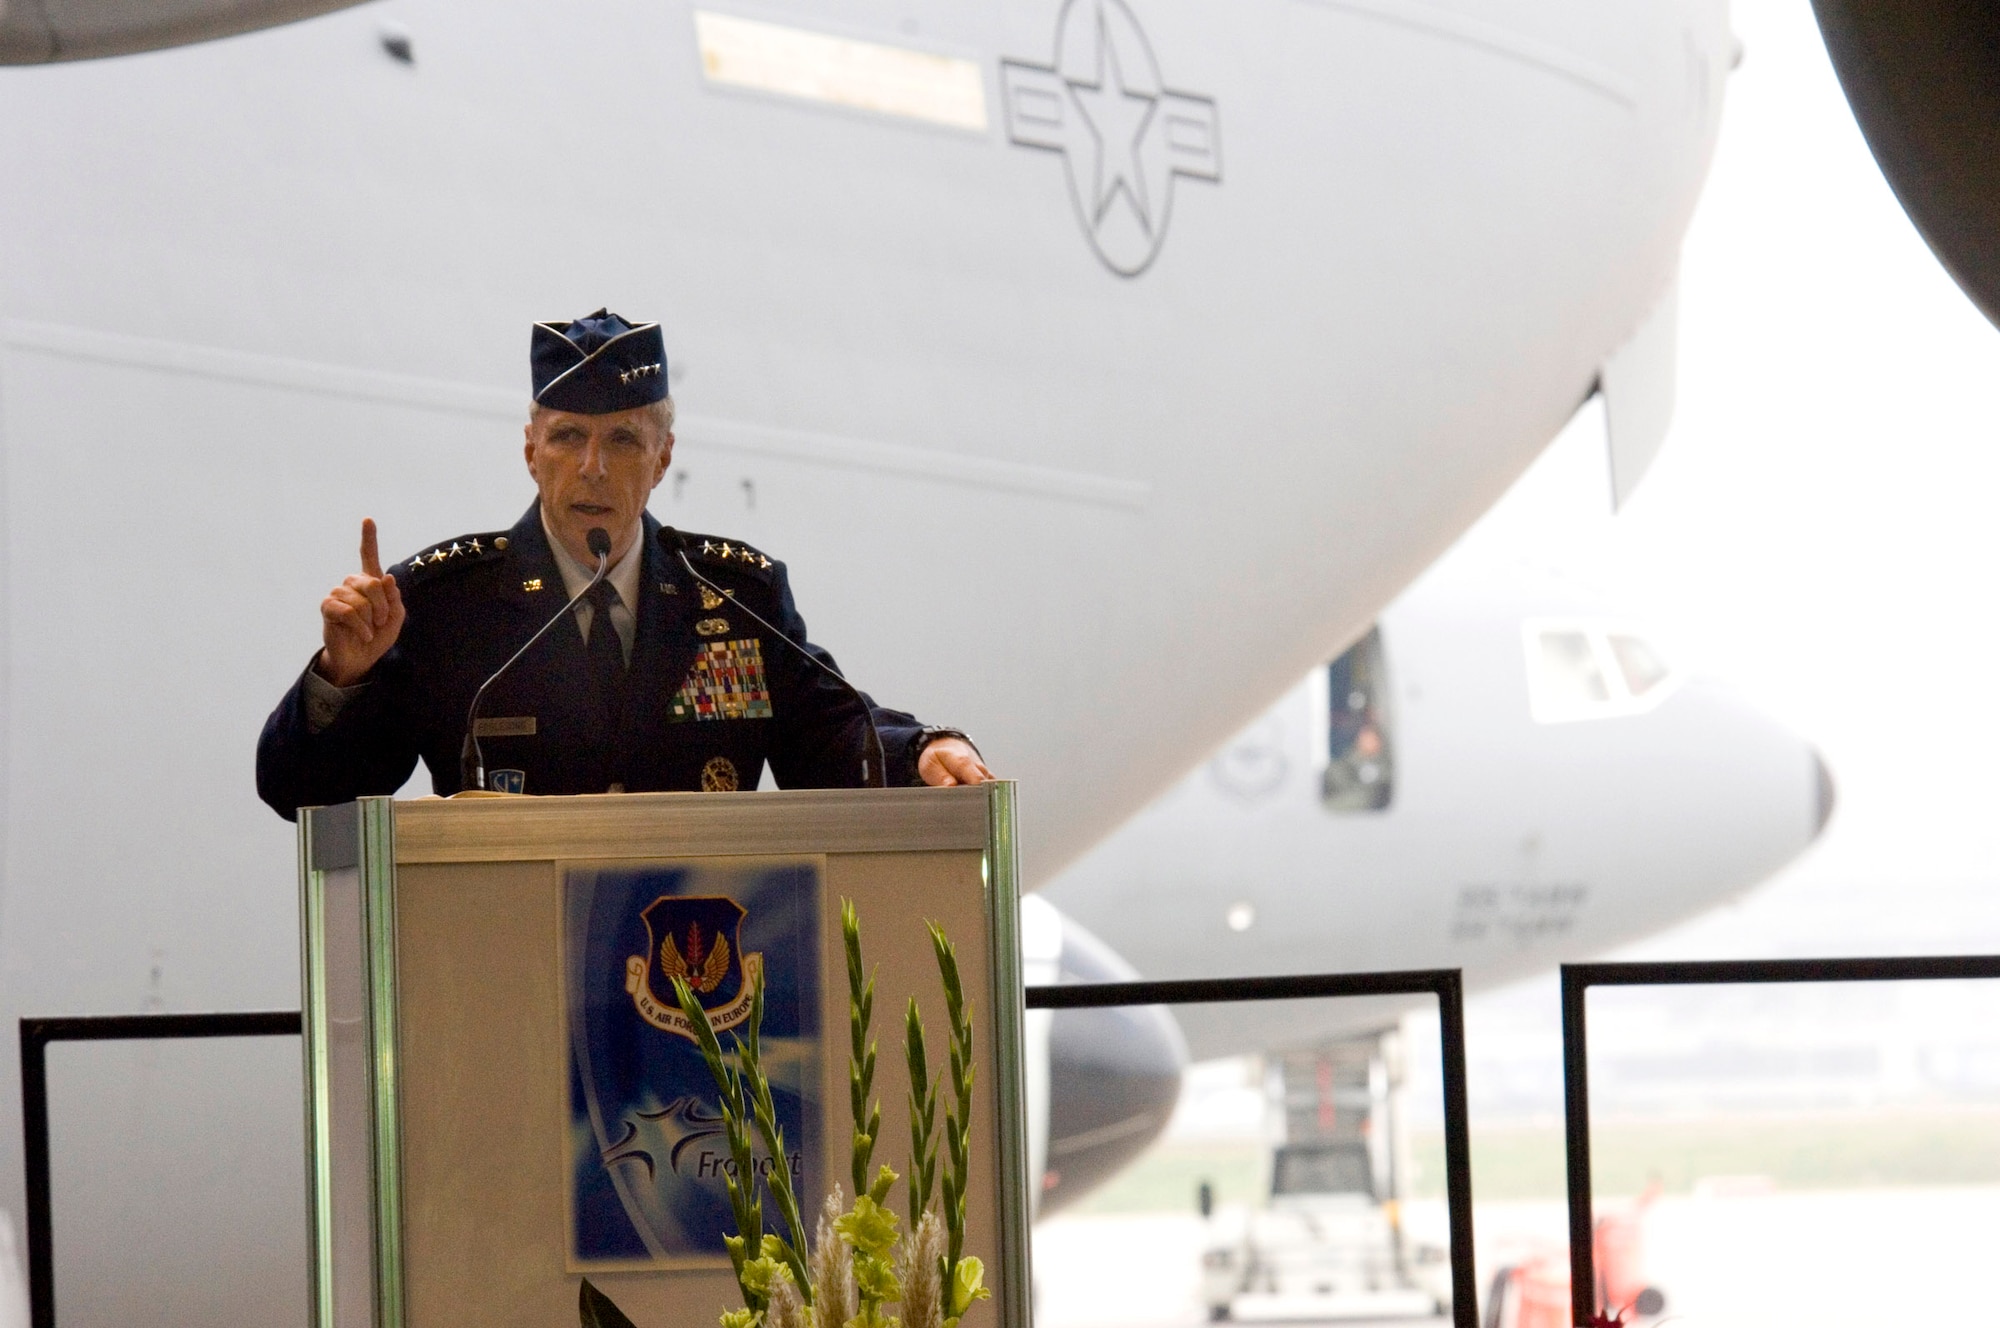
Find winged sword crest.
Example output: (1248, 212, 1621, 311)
(625, 894, 760, 1040)
(660, 921, 731, 994)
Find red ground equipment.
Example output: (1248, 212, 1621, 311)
(1481, 1187, 1663, 1328)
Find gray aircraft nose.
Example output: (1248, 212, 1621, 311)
(1812, 748, 1837, 840)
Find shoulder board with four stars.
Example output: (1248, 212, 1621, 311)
(396, 532, 508, 585)
(681, 532, 777, 582)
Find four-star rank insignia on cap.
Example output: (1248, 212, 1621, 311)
(531, 309, 669, 416)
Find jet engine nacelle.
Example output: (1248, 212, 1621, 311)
(1814, 0, 2000, 329)
(0, 0, 364, 63)
(1021, 896, 1187, 1221)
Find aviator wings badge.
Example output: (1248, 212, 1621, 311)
(624, 895, 762, 1041)
(1002, 0, 1221, 276)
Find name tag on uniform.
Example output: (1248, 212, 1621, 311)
(474, 716, 537, 738)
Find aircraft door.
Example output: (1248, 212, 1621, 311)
(1322, 628, 1393, 811)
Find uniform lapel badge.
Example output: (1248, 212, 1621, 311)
(624, 894, 759, 1040)
(659, 581, 678, 595)
(700, 755, 740, 792)
(698, 584, 725, 610)
(523, 578, 544, 592)
(696, 617, 730, 637)
(488, 769, 526, 794)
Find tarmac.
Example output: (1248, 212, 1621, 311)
(1036, 1185, 2000, 1328)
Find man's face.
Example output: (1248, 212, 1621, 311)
(523, 405, 673, 565)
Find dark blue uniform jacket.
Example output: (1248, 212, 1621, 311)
(256, 505, 928, 820)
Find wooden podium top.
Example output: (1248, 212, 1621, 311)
(308, 784, 1003, 867)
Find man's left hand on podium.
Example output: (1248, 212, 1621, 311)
(919, 737, 993, 787)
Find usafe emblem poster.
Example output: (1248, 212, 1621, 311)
(562, 857, 824, 1269)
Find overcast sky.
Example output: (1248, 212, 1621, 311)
(1554, 0, 2000, 962)
(1399, 0, 2000, 1117)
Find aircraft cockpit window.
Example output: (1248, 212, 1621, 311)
(1323, 627, 1393, 812)
(1536, 630, 1609, 706)
(1525, 620, 1680, 723)
(1608, 633, 1668, 697)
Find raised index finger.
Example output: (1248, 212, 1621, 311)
(360, 518, 383, 578)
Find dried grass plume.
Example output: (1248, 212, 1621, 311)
(811, 1186, 858, 1327)
(896, 1209, 946, 1328)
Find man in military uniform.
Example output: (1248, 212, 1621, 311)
(256, 310, 989, 820)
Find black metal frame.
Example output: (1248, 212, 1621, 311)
(19, 1011, 302, 1328)
(1560, 955, 2000, 1326)
(19, 973, 1479, 1326)
(1027, 969, 1478, 1328)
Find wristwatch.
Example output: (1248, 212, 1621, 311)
(916, 728, 980, 756)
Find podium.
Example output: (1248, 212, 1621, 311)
(297, 784, 1027, 1328)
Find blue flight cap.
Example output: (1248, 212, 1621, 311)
(530, 309, 669, 414)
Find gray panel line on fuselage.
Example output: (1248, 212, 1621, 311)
(2, 319, 1152, 509)
(686, 415, 1152, 510)
(1298, 0, 1638, 107)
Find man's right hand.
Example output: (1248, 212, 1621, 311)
(316, 518, 406, 687)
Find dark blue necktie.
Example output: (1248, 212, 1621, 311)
(585, 580, 626, 699)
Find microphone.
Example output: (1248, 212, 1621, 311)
(459, 526, 612, 792)
(661, 527, 887, 789)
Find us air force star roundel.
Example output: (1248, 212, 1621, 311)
(1001, 0, 1221, 276)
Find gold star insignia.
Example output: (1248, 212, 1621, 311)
(701, 540, 716, 555)
(467, 538, 482, 555)
(447, 542, 462, 557)
(719, 542, 734, 559)
(758, 555, 772, 569)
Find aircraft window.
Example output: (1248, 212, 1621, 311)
(1608, 633, 1668, 696)
(1323, 627, 1392, 812)
(1536, 630, 1610, 707)
(1525, 620, 1681, 723)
